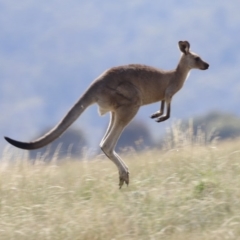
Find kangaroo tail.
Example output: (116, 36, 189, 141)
(4, 91, 95, 150)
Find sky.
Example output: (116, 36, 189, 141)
(1, 0, 240, 154)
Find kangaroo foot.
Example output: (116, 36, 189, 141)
(119, 170, 129, 189)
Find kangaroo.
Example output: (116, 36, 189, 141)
(4, 41, 209, 188)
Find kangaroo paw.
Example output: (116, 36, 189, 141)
(156, 116, 168, 122)
(150, 111, 162, 119)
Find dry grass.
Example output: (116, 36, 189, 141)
(1, 137, 240, 239)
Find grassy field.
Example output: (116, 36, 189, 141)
(1, 136, 240, 239)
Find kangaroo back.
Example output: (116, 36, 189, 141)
(5, 91, 95, 150)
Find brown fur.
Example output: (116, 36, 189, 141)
(5, 41, 209, 188)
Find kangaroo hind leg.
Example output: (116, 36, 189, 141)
(100, 112, 115, 146)
(100, 106, 139, 188)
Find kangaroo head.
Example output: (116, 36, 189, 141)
(178, 41, 209, 70)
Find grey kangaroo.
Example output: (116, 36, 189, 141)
(5, 41, 209, 188)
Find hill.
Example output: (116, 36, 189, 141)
(1, 1, 240, 151)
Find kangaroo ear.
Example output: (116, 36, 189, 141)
(178, 41, 190, 54)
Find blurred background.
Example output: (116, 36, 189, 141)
(1, 0, 240, 159)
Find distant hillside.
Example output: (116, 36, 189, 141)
(1, 1, 240, 152)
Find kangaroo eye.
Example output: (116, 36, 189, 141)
(195, 57, 200, 61)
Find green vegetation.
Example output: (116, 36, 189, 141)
(190, 111, 240, 140)
(1, 137, 240, 239)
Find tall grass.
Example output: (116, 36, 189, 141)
(1, 126, 240, 239)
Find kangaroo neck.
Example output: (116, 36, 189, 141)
(173, 61, 191, 90)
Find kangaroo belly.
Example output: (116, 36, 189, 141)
(97, 81, 142, 114)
